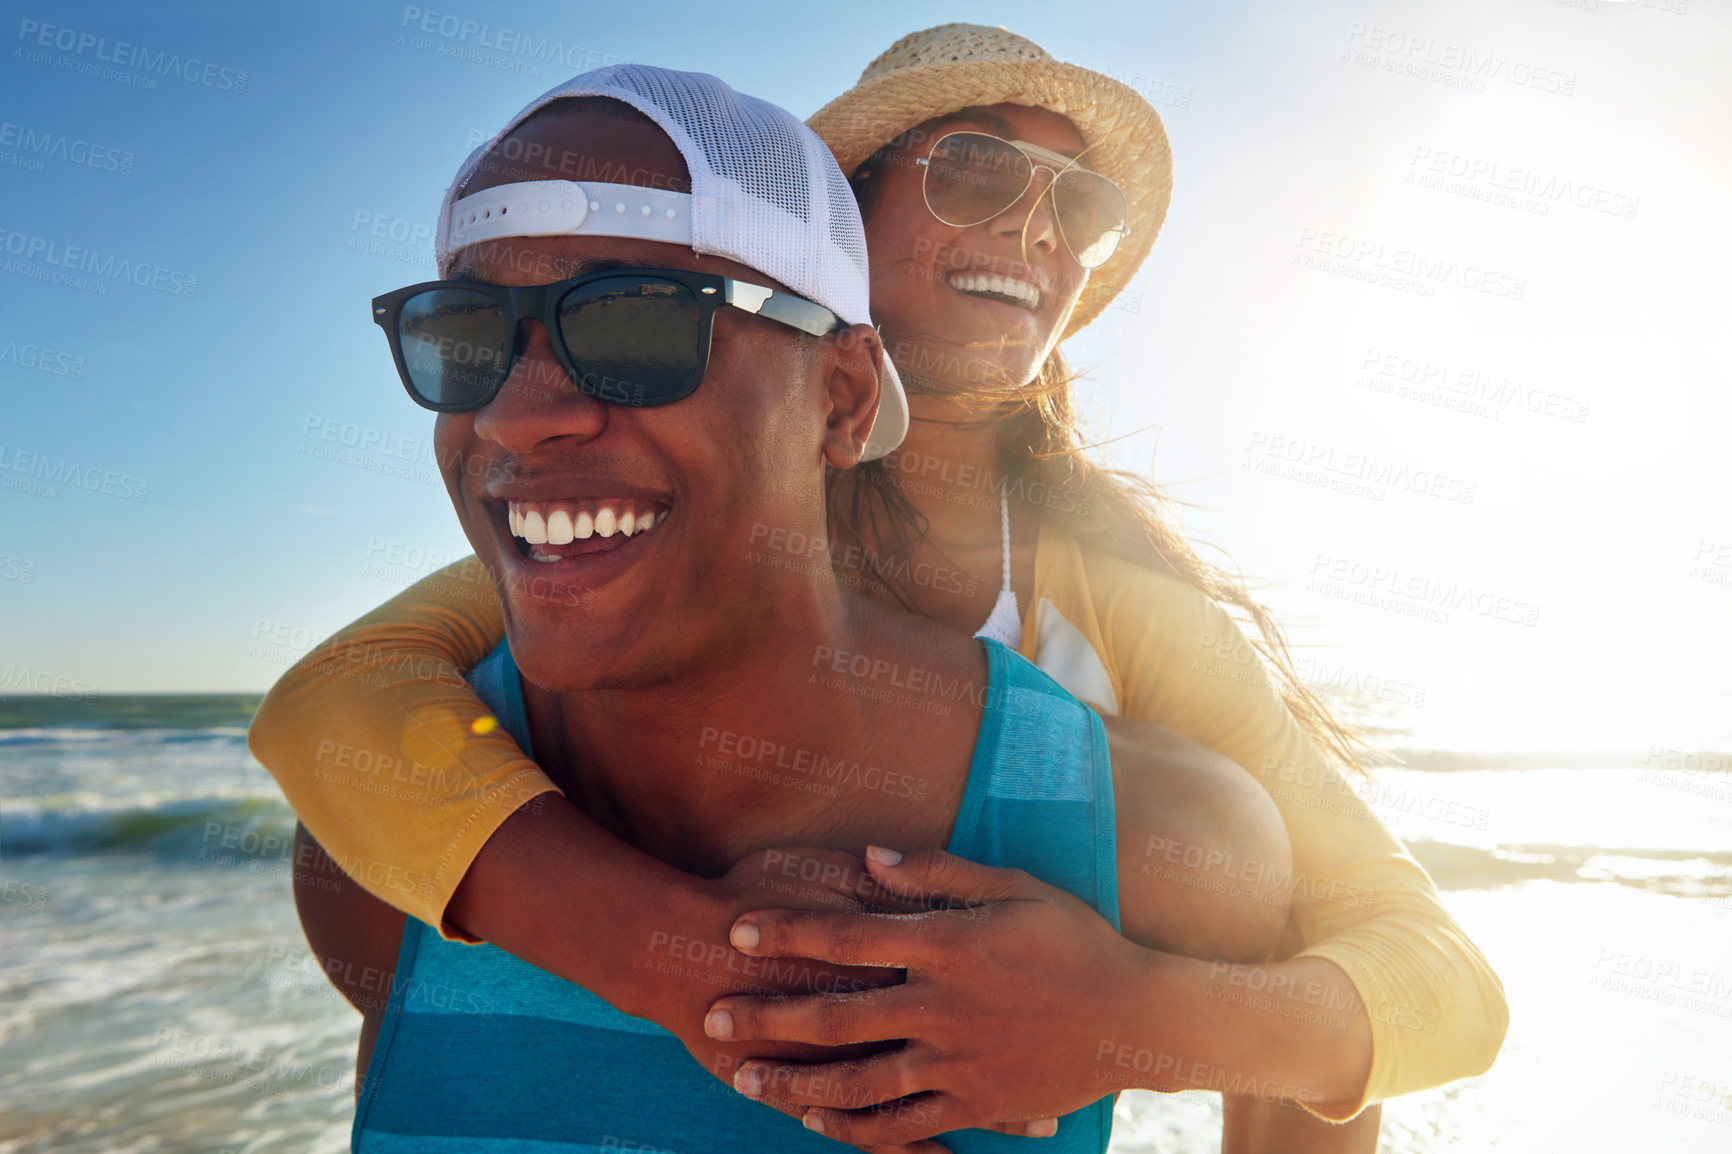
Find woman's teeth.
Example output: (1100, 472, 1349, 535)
(507, 500, 668, 557)
(947, 271, 1043, 309)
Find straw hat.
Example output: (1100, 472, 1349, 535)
(807, 23, 1173, 339)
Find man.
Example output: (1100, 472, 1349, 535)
(297, 65, 1296, 1153)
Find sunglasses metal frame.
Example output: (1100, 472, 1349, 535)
(371, 267, 846, 413)
(914, 131, 1131, 269)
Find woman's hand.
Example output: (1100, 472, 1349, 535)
(631, 846, 949, 1153)
(637, 846, 903, 1068)
(702, 847, 1150, 1147)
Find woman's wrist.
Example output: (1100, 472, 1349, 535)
(446, 796, 711, 1021)
(610, 869, 728, 1024)
(1106, 950, 1374, 1111)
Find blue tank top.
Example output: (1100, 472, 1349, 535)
(352, 636, 1120, 1153)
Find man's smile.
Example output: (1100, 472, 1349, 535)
(507, 497, 671, 559)
(483, 479, 677, 578)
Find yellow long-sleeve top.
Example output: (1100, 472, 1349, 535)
(249, 519, 1507, 1117)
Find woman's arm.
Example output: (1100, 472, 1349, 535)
(247, 556, 551, 940)
(1096, 557, 1510, 1117)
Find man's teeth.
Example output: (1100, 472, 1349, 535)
(948, 272, 1042, 308)
(507, 500, 668, 555)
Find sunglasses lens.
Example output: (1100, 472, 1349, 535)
(923, 132, 1031, 227)
(557, 276, 702, 407)
(1052, 169, 1130, 269)
(397, 288, 511, 408)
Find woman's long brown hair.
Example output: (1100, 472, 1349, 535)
(828, 132, 1374, 775)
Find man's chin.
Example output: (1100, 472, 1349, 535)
(505, 631, 618, 694)
(490, 561, 675, 691)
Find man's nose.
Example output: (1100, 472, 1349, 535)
(472, 319, 607, 453)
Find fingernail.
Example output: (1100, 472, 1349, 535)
(704, 1009, 732, 1039)
(1027, 1117, 1059, 1137)
(866, 845, 903, 866)
(803, 1112, 826, 1135)
(733, 1066, 763, 1098)
(731, 921, 759, 952)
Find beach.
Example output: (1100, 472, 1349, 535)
(2, 696, 1730, 1152)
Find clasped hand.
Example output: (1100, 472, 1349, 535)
(669, 845, 1144, 1152)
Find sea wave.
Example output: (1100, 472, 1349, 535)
(0, 726, 252, 747)
(0, 693, 263, 733)
(0, 793, 296, 860)
(1413, 839, 1732, 897)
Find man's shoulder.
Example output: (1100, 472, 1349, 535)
(1102, 715, 1285, 859)
(1102, 714, 1293, 956)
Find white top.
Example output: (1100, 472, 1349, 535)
(971, 493, 1120, 715)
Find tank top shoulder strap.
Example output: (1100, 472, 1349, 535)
(468, 638, 531, 755)
(955, 638, 1119, 933)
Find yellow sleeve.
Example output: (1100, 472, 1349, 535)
(1084, 552, 1509, 1117)
(247, 556, 559, 940)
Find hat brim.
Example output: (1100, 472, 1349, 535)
(861, 355, 908, 461)
(808, 57, 1172, 339)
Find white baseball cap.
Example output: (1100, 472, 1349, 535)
(434, 64, 908, 460)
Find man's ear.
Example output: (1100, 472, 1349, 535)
(817, 323, 884, 469)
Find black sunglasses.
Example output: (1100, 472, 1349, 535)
(371, 267, 846, 412)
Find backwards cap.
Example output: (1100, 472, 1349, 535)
(434, 64, 907, 458)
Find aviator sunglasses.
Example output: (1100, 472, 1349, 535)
(916, 131, 1131, 269)
(371, 267, 846, 412)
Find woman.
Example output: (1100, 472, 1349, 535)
(256, 24, 1506, 1152)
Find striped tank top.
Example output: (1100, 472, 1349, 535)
(353, 636, 1120, 1153)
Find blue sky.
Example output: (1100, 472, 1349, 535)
(2, 0, 1728, 752)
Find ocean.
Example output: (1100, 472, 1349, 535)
(3, 696, 1730, 1152)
